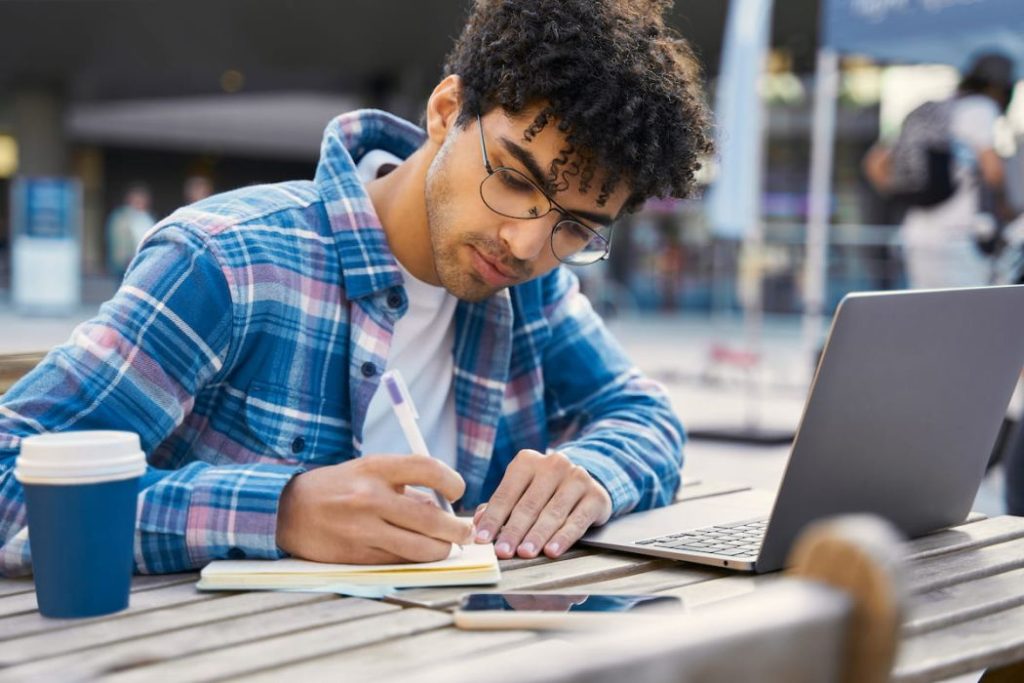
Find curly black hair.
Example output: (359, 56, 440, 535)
(443, 0, 713, 212)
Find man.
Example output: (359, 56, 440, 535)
(105, 183, 156, 280)
(863, 52, 1017, 289)
(0, 0, 712, 575)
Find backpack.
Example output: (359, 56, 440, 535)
(887, 99, 957, 208)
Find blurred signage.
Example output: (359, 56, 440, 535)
(824, 0, 1024, 72)
(10, 177, 82, 313)
(12, 178, 79, 239)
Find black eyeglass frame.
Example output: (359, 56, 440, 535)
(475, 114, 613, 266)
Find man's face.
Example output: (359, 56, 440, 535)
(423, 107, 629, 302)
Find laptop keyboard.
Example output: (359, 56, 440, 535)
(634, 519, 768, 557)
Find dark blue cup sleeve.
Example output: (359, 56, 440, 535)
(24, 477, 139, 618)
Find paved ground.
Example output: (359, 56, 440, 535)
(0, 300, 1011, 517)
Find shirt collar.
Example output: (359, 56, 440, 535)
(314, 109, 426, 300)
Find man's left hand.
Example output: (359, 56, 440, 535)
(473, 449, 612, 559)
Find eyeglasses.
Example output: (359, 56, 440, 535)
(476, 115, 613, 266)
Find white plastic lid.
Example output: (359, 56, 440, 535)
(14, 431, 147, 485)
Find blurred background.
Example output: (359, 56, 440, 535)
(1, 0, 1022, 519)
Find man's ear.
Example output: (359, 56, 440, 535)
(424, 74, 463, 144)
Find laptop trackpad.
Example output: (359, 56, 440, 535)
(583, 489, 776, 545)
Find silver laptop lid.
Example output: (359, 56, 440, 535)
(757, 286, 1024, 571)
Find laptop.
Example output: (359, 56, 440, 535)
(583, 286, 1024, 573)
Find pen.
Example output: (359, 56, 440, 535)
(381, 369, 456, 515)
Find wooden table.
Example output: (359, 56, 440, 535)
(0, 353, 44, 396)
(0, 482, 1022, 683)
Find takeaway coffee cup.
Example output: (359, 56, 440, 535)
(15, 431, 146, 618)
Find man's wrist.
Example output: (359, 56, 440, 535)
(274, 472, 303, 556)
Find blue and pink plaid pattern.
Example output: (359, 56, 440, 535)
(0, 110, 684, 576)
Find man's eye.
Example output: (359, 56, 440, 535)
(499, 172, 534, 193)
(528, 206, 540, 217)
(567, 224, 591, 241)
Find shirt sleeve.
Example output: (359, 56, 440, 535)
(0, 224, 301, 577)
(540, 267, 685, 516)
(951, 95, 1000, 152)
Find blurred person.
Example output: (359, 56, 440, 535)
(863, 52, 1017, 289)
(183, 175, 214, 205)
(105, 183, 156, 280)
(655, 225, 687, 311)
(1006, 409, 1024, 515)
(0, 0, 713, 575)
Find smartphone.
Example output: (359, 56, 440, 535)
(453, 592, 683, 630)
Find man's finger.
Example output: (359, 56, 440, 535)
(516, 477, 588, 558)
(475, 452, 539, 543)
(543, 496, 607, 558)
(493, 474, 562, 559)
(374, 522, 455, 563)
(473, 503, 488, 526)
(403, 487, 439, 506)
(364, 454, 466, 503)
(382, 492, 475, 545)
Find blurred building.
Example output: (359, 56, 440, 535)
(6, 0, 1006, 314)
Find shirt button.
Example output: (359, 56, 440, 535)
(386, 291, 404, 309)
(291, 437, 305, 454)
(227, 547, 246, 560)
(361, 361, 377, 378)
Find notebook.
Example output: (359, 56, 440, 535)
(197, 543, 500, 591)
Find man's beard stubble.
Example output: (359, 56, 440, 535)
(425, 138, 502, 303)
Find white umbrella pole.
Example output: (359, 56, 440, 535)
(802, 47, 840, 381)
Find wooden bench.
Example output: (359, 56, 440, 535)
(0, 352, 44, 395)
(407, 515, 908, 683)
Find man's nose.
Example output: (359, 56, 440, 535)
(498, 216, 554, 262)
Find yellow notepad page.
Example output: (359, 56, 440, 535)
(197, 543, 500, 591)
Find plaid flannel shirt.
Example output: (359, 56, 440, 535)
(0, 110, 684, 576)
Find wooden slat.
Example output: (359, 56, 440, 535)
(905, 567, 1024, 636)
(657, 574, 773, 609)
(0, 582, 218, 642)
(99, 607, 452, 683)
(904, 516, 1024, 562)
(0, 572, 193, 609)
(560, 564, 724, 596)
(0, 590, 336, 667)
(497, 548, 592, 572)
(0, 352, 45, 394)
(238, 627, 540, 683)
(894, 601, 1024, 683)
(398, 581, 851, 683)
(391, 552, 667, 610)
(908, 537, 1024, 593)
(0, 596, 395, 682)
(126, 573, 200, 592)
(0, 578, 33, 598)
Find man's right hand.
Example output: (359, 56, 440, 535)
(275, 454, 474, 564)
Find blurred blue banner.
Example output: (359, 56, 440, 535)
(824, 0, 1024, 74)
(10, 177, 82, 313)
(707, 0, 773, 239)
(12, 178, 78, 239)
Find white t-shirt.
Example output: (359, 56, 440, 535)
(357, 151, 459, 468)
(360, 261, 459, 467)
(901, 94, 1001, 288)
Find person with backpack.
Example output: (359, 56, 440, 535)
(863, 52, 1017, 289)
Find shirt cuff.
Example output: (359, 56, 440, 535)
(185, 463, 304, 567)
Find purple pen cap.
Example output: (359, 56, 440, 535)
(381, 370, 419, 418)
